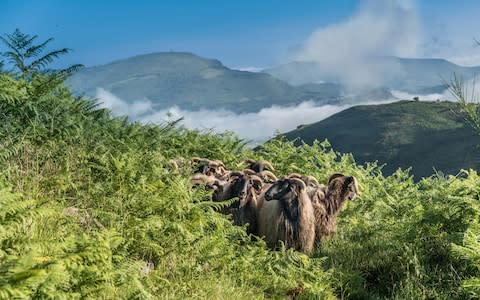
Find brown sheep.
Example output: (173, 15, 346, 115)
(211, 171, 263, 235)
(257, 177, 315, 256)
(312, 173, 360, 242)
(191, 157, 228, 177)
(191, 173, 223, 188)
(241, 159, 275, 173)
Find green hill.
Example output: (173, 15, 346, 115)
(67, 52, 337, 113)
(283, 100, 480, 178)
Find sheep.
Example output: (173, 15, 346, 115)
(208, 171, 263, 234)
(257, 177, 315, 256)
(286, 173, 326, 201)
(206, 160, 228, 176)
(312, 173, 360, 242)
(191, 157, 212, 174)
(191, 173, 223, 188)
(167, 157, 196, 172)
(241, 159, 275, 173)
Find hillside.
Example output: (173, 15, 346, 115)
(264, 57, 480, 93)
(67, 52, 336, 113)
(283, 100, 480, 178)
(3, 72, 480, 299)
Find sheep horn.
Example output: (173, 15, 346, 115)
(351, 176, 361, 196)
(192, 157, 210, 163)
(286, 173, 302, 179)
(213, 160, 226, 168)
(242, 168, 257, 175)
(305, 175, 320, 186)
(260, 160, 275, 171)
(228, 171, 244, 179)
(249, 175, 264, 187)
(288, 177, 307, 190)
(328, 173, 344, 184)
(259, 170, 277, 182)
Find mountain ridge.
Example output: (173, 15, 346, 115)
(264, 56, 480, 93)
(68, 52, 339, 113)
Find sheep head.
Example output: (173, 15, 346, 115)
(264, 178, 307, 221)
(264, 178, 306, 202)
(213, 172, 249, 202)
(205, 160, 227, 176)
(192, 157, 211, 174)
(191, 174, 222, 188)
(327, 174, 361, 201)
(240, 159, 275, 173)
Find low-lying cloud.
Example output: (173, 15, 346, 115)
(95, 88, 396, 143)
(142, 102, 349, 143)
(96, 88, 153, 118)
(392, 77, 480, 102)
(294, 0, 421, 90)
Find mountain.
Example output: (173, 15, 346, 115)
(282, 100, 480, 178)
(67, 52, 341, 113)
(264, 57, 480, 94)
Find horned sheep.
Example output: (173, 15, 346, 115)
(257, 177, 316, 256)
(311, 173, 360, 242)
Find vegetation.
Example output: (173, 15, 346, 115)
(283, 100, 480, 178)
(1, 31, 480, 299)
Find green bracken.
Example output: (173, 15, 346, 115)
(1, 30, 480, 299)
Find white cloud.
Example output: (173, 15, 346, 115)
(96, 88, 153, 117)
(391, 90, 450, 101)
(141, 102, 349, 143)
(95, 88, 399, 144)
(294, 0, 421, 89)
(391, 77, 480, 102)
(232, 66, 264, 72)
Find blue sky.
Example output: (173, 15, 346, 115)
(1, 0, 480, 68)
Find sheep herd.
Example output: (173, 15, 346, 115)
(182, 158, 360, 256)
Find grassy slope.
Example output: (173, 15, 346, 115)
(2, 74, 480, 299)
(284, 100, 480, 178)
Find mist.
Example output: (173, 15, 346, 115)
(96, 88, 153, 117)
(294, 0, 421, 90)
(96, 88, 396, 143)
(392, 77, 480, 102)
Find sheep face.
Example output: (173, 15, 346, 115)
(345, 176, 360, 200)
(264, 178, 305, 203)
(213, 174, 250, 203)
(264, 179, 292, 202)
(328, 175, 360, 201)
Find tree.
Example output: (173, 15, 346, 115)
(0, 28, 83, 80)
